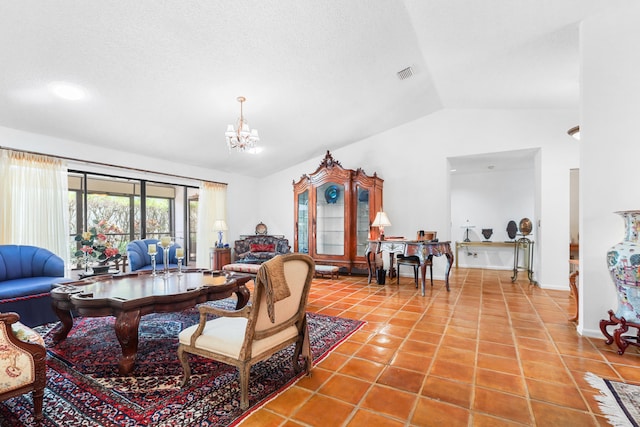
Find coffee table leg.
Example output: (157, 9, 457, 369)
(115, 310, 141, 375)
(235, 284, 250, 309)
(51, 305, 74, 342)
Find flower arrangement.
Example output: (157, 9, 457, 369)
(74, 220, 122, 265)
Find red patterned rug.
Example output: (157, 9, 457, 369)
(0, 300, 364, 426)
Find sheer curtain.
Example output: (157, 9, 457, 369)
(0, 149, 70, 271)
(196, 181, 227, 268)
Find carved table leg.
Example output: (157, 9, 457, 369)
(115, 309, 142, 375)
(388, 253, 396, 279)
(613, 319, 631, 355)
(420, 262, 427, 296)
(235, 284, 251, 310)
(365, 249, 374, 284)
(444, 253, 453, 292)
(51, 304, 74, 342)
(600, 309, 618, 345)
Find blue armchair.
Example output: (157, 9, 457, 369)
(127, 239, 182, 272)
(0, 245, 71, 327)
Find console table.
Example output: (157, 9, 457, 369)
(455, 239, 536, 285)
(365, 240, 453, 294)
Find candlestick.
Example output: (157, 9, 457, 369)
(176, 248, 184, 258)
(148, 251, 157, 276)
(148, 243, 157, 255)
(157, 238, 174, 276)
(177, 255, 184, 275)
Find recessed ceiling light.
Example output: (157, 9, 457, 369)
(49, 82, 87, 101)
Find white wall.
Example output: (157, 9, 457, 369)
(259, 108, 579, 288)
(451, 167, 535, 269)
(580, 4, 640, 336)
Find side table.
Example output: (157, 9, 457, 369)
(511, 237, 536, 285)
(211, 247, 231, 270)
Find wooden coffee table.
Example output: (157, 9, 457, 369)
(50, 270, 251, 374)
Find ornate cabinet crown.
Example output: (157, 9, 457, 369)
(293, 151, 383, 273)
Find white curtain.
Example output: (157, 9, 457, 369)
(196, 181, 227, 268)
(0, 149, 70, 272)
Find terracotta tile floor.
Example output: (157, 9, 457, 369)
(241, 268, 640, 426)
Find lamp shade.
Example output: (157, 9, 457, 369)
(213, 219, 228, 232)
(371, 211, 391, 228)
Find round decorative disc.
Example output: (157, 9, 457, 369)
(255, 222, 268, 235)
(519, 218, 532, 236)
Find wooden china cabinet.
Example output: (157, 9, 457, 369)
(293, 151, 383, 273)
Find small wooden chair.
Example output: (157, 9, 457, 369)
(397, 254, 433, 288)
(0, 312, 46, 421)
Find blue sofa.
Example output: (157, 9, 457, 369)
(127, 239, 182, 271)
(0, 245, 71, 327)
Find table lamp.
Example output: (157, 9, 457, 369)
(214, 219, 228, 248)
(371, 211, 392, 240)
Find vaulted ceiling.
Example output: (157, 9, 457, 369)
(0, 1, 624, 177)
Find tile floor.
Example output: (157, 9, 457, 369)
(241, 268, 640, 427)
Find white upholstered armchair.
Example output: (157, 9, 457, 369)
(177, 253, 315, 410)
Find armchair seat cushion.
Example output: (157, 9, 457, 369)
(179, 317, 298, 359)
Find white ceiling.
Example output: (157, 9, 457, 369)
(0, 1, 625, 177)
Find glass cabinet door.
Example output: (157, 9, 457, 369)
(316, 182, 345, 255)
(297, 190, 309, 254)
(356, 186, 370, 256)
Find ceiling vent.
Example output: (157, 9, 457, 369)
(396, 66, 414, 80)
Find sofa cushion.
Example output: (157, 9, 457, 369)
(249, 252, 277, 260)
(250, 243, 275, 253)
(0, 277, 69, 299)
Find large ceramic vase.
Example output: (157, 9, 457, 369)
(607, 210, 640, 322)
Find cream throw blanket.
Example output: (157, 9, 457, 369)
(256, 256, 291, 323)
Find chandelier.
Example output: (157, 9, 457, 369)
(225, 96, 260, 152)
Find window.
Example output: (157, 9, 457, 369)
(68, 171, 197, 269)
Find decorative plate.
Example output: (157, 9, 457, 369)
(255, 222, 268, 235)
(506, 220, 518, 239)
(324, 185, 340, 204)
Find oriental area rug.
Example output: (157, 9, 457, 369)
(0, 301, 364, 427)
(586, 372, 640, 427)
